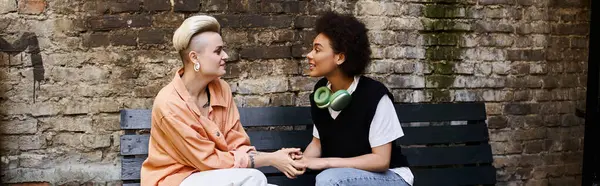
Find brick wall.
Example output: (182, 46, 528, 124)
(0, 0, 589, 185)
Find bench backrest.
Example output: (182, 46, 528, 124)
(119, 102, 496, 186)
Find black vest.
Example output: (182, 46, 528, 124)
(309, 76, 409, 168)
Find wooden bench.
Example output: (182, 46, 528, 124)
(119, 102, 496, 186)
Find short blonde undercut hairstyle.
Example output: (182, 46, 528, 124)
(172, 15, 221, 53)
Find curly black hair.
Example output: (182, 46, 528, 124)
(315, 11, 371, 77)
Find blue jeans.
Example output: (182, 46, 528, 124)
(315, 168, 410, 186)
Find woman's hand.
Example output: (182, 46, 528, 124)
(267, 148, 307, 179)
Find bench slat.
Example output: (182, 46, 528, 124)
(395, 102, 486, 122)
(120, 144, 492, 180)
(121, 109, 152, 130)
(121, 151, 495, 185)
(267, 174, 317, 186)
(121, 135, 150, 156)
(413, 166, 497, 186)
(239, 107, 313, 127)
(119, 103, 487, 130)
(399, 124, 489, 145)
(119, 124, 490, 155)
(122, 157, 145, 180)
(247, 130, 313, 151)
(403, 144, 493, 166)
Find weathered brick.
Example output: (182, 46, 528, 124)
(152, 13, 184, 28)
(424, 4, 467, 18)
(453, 62, 474, 74)
(202, 0, 227, 12)
(19, 135, 45, 150)
(389, 18, 422, 31)
(18, 0, 46, 14)
(0, 0, 17, 13)
(242, 15, 292, 28)
(229, 0, 259, 13)
(488, 116, 508, 129)
(143, 0, 170, 11)
(513, 90, 531, 102)
(270, 93, 295, 106)
(452, 90, 480, 102)
(81, 134, 111, 149)
(173, 0, 200, 12)
(19, 153, 46, 168)
(240, 46, 291, 60)
(524, 140, 545, 154)
(548, 36, 570, 48)
(296, 92, 312, 106)
(138, 29, 166, 44)
(475, 20, 514, 33)
(383, 2, 407, 16)
(507, 49, 545, 61)
(108, 0, 141, 13)
(294, 16, 315, 28)
(549, 0, 589, 8)
(517, 22, 550, 34)
(356, 1, 383, 15)
(504, 103, 537, 115)
(290, 76, 318, 91)
(93, 114, 120, 131)
(44, 117, 92, 132)
(552, 23, 589, 35)
(479, 34, 514, 47)
(453, 76, 505, 88)
(422, 19, 472, 31)
(482, 90, 512, 102)
(254, 30, 295, 44)
(479, 0, 515, 5)
(492, 61, 510, 75)
(109, 31, 137, 46)
(0, 119, 37, 134)
(359, 17, 389, 30)
(387, 75, 425, 88)
(510, 62, 530, 76)
(87, 16, 124, 31)
(570, 37, 588, 49)
(392, 89, 428, 103)
(83, 33, 109, 48)
(491, 141, 523, 154)
(425, 47, 462, 60)
(292, 45, 310, 58)
(237, 77, 288, 94)
(490, 129, 513, 142)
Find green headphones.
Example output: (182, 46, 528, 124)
(313, 86, 352, 111)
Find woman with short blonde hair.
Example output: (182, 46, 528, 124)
(140, 15, 306, 186)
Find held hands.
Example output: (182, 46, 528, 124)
(268, 148, 307, 179)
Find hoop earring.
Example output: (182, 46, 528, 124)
(194, 62, 200, 72)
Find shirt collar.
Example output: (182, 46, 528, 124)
(326, 76, 361, 95)
(172, 68, 227, 108)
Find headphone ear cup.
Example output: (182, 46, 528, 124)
(329, 90, 351, 111)
(313, 87, 332, 109)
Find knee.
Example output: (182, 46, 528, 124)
(244, 168, 268, 183)
(315, 168, 348, 186)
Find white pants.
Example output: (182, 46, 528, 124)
(179, 168, 277, 186)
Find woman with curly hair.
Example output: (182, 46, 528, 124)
(297, 11, 414, 186)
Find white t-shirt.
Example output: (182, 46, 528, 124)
(312, 76, 414, 186)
